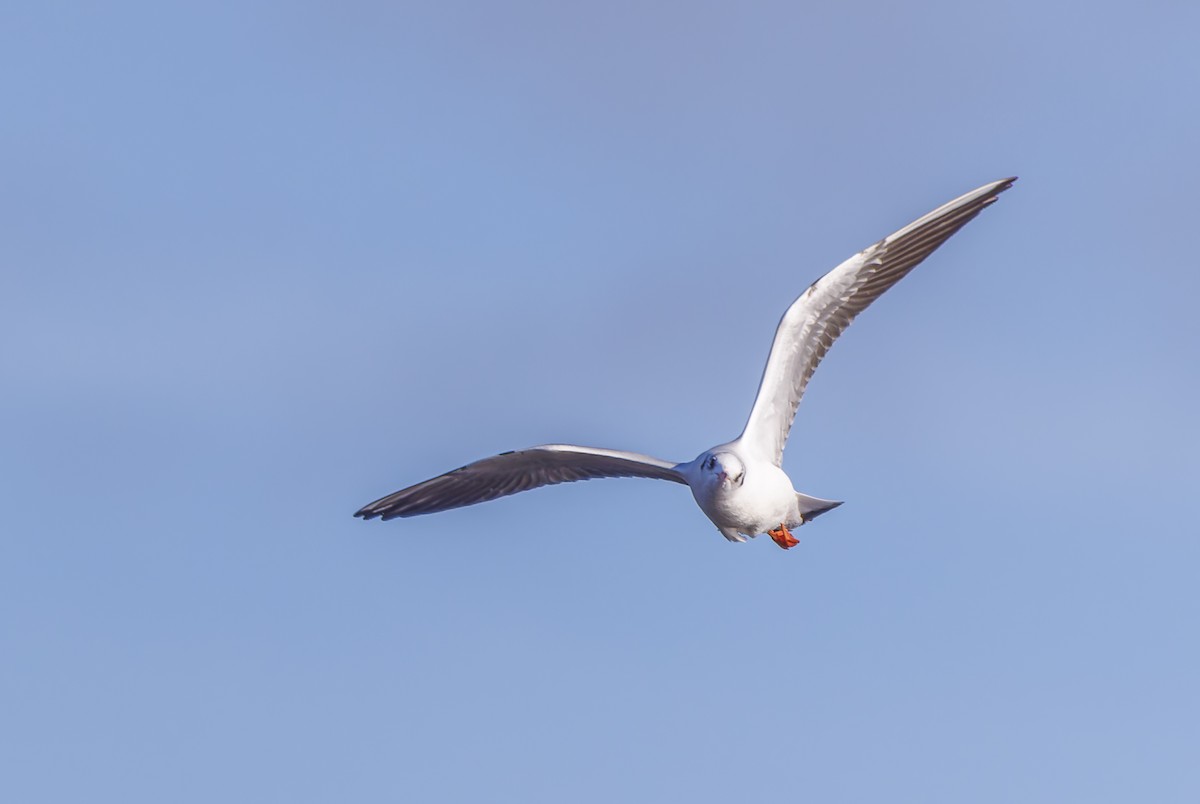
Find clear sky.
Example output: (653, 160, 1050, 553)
(3, 1, 1198, 802)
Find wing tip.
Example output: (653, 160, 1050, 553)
(355, 499, 403, 520)
(355, 505, 410, 521)
(976, 176, 1017, 210)
(992, 176, 1018, 194)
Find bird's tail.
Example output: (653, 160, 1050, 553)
(797, 493, 843, 521)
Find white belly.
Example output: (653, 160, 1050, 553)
(692, 463, 800, 537)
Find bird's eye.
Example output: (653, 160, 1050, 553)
(704, 457, 714, 470)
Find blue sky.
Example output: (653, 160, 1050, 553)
(3, 1, 1198, 801)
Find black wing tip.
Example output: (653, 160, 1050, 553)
(948, 176, 1015, 216)
(992, 176, 1018, 194)
(356, 499, 424, 520)
(354, 501, 397, 520)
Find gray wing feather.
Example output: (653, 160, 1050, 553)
(740, 177, 1016, 464)
(355, 444, 685, 521)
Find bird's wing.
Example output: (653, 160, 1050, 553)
(740, 177, 1016, 465)
(355, 444, 686, 520)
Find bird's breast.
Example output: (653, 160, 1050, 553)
(691, 464, 799, 535)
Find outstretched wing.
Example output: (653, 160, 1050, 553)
(355, 444, 686, 520)
(740, 177, 1016, 464)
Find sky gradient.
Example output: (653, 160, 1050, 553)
(3, 2, 1199, 801)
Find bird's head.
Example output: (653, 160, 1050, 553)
(701, 451, 745, 490)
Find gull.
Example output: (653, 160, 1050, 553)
(356, 177, 1015, 548)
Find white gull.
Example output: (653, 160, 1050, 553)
(356, 177, 1016, 549)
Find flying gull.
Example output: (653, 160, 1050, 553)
(356, 177, 1016, 548)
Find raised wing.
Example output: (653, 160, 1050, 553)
(740, 177, 1016, 464)
(355, 444, 686, 520)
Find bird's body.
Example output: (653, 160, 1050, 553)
(357, 177, 1016, 549)
(680, 446, 814, 544)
